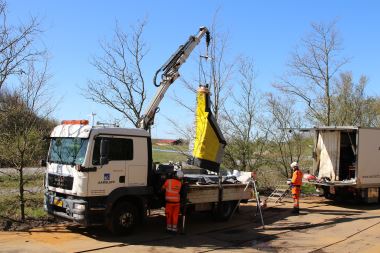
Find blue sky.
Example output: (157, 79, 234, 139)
(6, 1, 380, 138)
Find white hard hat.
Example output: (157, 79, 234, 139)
(290, 162, 299, 168)
(176, 170, 184, 179)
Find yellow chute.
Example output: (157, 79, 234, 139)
(190, 86, 226, 172)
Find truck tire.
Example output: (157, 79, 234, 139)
(106, 201, 138, 235)
(214, 201, 237, 221)
(322, 186, 335, 200)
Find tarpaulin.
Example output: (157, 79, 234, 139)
(190, 86, 226, 173)
(316, 131, 340, 181)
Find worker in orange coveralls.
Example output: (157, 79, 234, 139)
(290, 162, 303, 214)
(162, 170, 183, 233)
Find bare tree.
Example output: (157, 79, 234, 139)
(203, 13, 234, 120)
(263, 94, 306, 178)
(275, 21, 349, 126)
(0, 0, 43, 91)
(0, 58, 53, 221)
(222, 57, 265, 171)
(331, 72, 380, 126)
(84, 20, 148, 127)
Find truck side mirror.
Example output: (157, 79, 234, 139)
(100, 138, 110, 166)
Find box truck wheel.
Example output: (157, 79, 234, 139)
(214, 201, 237, 221)
(106, 201, 138, 234)
(322, 186, 335, 200)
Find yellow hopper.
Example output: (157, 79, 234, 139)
(190, 86, 226, 172)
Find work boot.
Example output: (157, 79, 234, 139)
(292, 207, 299, 214)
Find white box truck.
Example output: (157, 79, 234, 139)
(311, 126, 380, 203)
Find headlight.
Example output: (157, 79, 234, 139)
(74, 203, 86, 211)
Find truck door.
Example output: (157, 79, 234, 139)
(126, 137, 148, 187)
(88, 136, 133, 196)
(358, 129, 380, 186)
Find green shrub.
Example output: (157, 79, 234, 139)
(301, 183, 317, 195)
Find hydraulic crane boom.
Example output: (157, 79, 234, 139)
(138, 26, 210, 131)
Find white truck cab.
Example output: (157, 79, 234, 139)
(44, 120, 155, 232)
(47, 121, 150, 195)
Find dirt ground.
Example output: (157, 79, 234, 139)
(1, 196, 380, 253)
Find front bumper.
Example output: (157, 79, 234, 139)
(44, 191, 98, 226)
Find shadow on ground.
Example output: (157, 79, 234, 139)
(18, 198, 380, 253)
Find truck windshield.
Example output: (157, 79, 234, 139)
(48, 138, 89, 165)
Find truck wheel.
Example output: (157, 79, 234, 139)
(322, 186, 334, 200)
(214, 201, 237, 221)
(106, 201, 138, 235)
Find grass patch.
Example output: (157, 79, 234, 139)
(0, 192, 46, 221)
(0, 194, 18, 219)
(152, 144, 189, 163)
(0, 173, 44, 189)
(152, 144, 189, 152)
(0, 171, 46, 221)
(25, 193, 47, 219)
(152, 150, 189, 163)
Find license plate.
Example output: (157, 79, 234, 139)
(53, 198, 63, 207)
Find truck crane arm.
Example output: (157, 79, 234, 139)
(138, 26, 210, 131)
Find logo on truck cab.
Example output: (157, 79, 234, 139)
(98, 173, 115, 184)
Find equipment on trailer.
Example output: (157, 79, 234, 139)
(189, 85, 226, 173)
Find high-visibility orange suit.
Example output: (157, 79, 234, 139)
(162, 178, 182, 232)
(291, 162, 303, 214)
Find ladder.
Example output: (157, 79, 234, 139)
(267, 184, 290, 203)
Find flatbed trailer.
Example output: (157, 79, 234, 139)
(187, 183, 252, 204)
